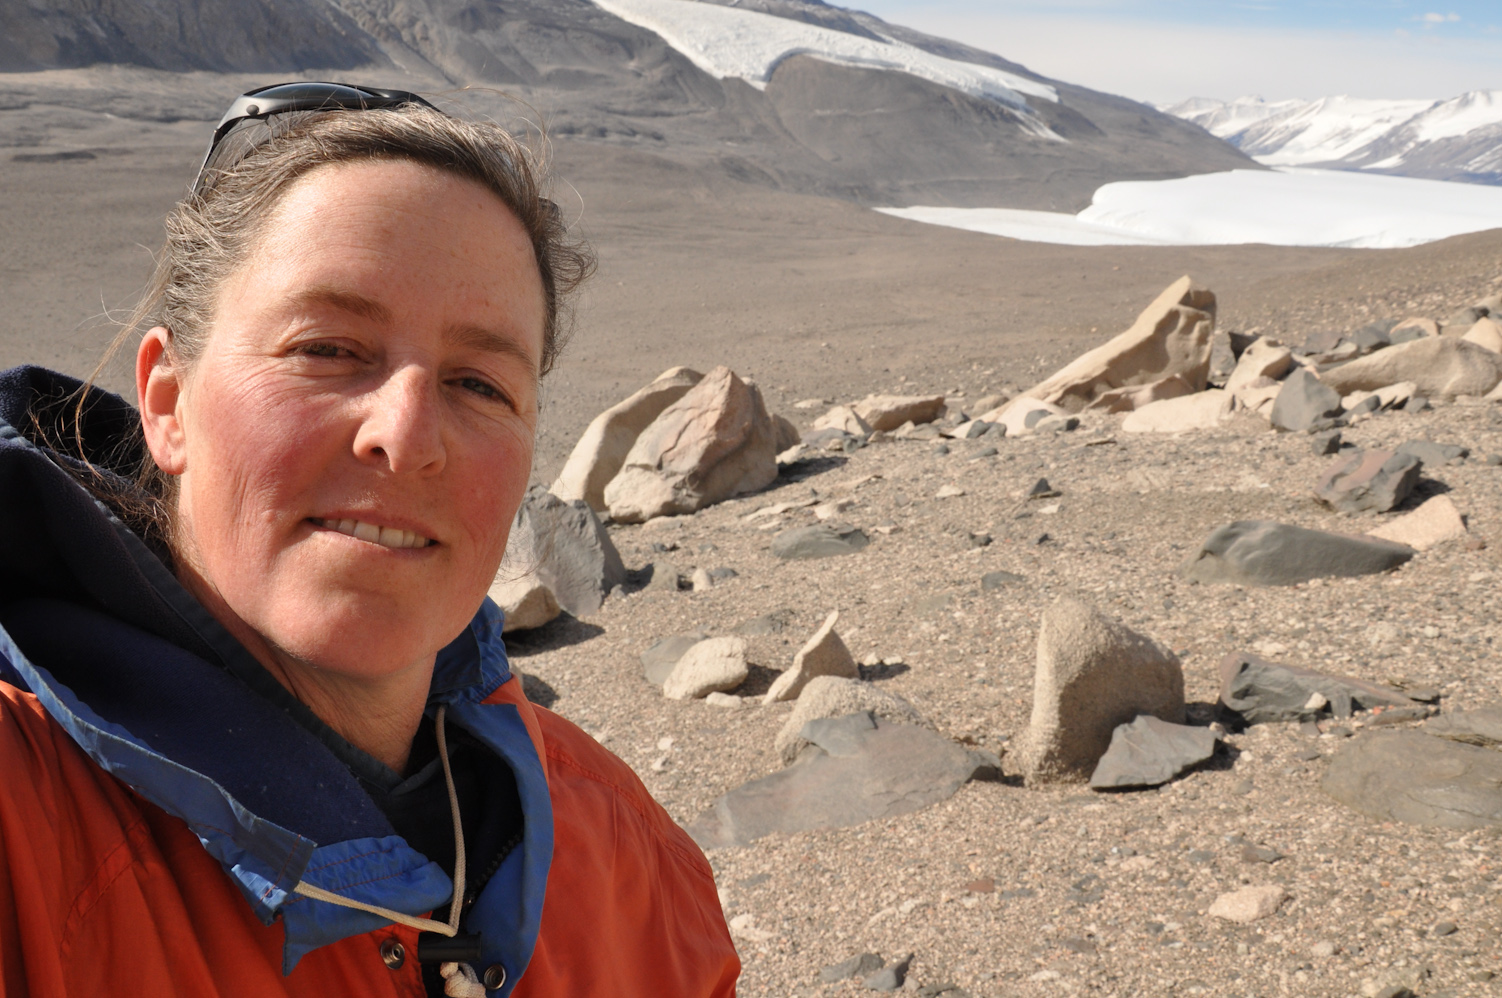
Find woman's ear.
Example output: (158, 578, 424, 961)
(137, 326, 188, 475)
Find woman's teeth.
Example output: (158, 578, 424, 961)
(312, 518, 433, 549)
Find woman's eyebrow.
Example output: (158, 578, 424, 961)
(282, 285, 393, 325)
(445, 324, 540, 376)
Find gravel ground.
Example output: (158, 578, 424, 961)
(510, 386, 1502, 998)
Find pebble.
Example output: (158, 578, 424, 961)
(1430, 920, 1458, 936)
(862, 953, 914, 991)
(1311, 940, 1337, 958)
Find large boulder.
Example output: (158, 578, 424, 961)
(1324, 730, 1502, 829)
(763, 610, 859, 703)
(1120, 389, 1229, 433)
(1017, 598, 1185, 785)
(488, 486, 627, 631)
(1319, 337, 1502, 400)
(1018, 276, 1216, 413)
(551, 367, 703, 511)
(1179, 521, 1414, 586)
(604, 366, 778, 523)
(773, 676, 927, 764)
(686, 715, 997, 848)
(852, 394, 947, 432)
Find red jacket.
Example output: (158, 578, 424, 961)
(0, 675, 739, 996)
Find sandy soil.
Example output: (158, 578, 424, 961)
(6, 92, 1502, 998)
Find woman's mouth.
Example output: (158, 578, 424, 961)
(309, 517, 435, 550)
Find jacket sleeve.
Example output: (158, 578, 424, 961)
(514, 706, 739, 998)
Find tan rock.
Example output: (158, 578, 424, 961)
(487, 575, 561, 633)
(812, 405, 873, 436)
(1229, 378, 1282, 417)
(1209, 885, 1286, 924)
(1086, 374, 1197, 414)
(551, 366, 703, 511)
(1463, 316, 1502, 354)
(764, 610, 859, 703)
(663, 637, 749, 700)
(1120, 389, 1230, 433)
(1366, 495, 1467, 552)
(605, 366, 779, 523)
(1391, 316, 1439, 339)
(1374, 381, 1418, 409)
(1225, 338, 1293, 395)
(1019, 276, 1216, 413)
(1018, 598, 1185, 785)
(773, 676, 926, 764)
(1319, 337, 1502, 400)
(771, 413, 801, 452)
(989, 397, 1066, 436)
(852, 394, 947, 432)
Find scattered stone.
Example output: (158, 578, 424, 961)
(646, 561, 683, 594)
(764, 610, 860, 703)
(1425, 707, 1502, 747)
(489, 486, 629, 629)
(1311, 429, 1342, 455)
(1121, 389, 1230, 433)
(1089, 715, 1217, 789)
(1366, 494, 1467, 551)
(1313, 449, 1421, 514)
(862, 953, 913, 992)
(1390, 316, 1439, 340)
(1224, 337, 1293, 394)
(551, 366, 702, 511)
(774, 676, 926, 763)
(641, 631, 710, 686)
(945, 419, 993, 440)
(1219, 652, 1420, 723)
(1394, 439, 1468, 465)
(1311, 940, 1337, 959)
(981, 570, 1025, 591)
(820, 953, 885, 983)
(690, 566, 713, 592)
(1027, 478, 1060, 498)
(1270, 369, 1344, 432)
(1445, 305, 1487, 330)
(1324, 730, 1502, 828)
(1179, 521, 1414, 586)
(1019, 276, 1216, 412)
(705, 692, 743, 709)
(605, 366, 778, 523)
(686, 717, 998, 848)
(770, 523, 871, 559)
(965, 877, 996, 893)
(854, 394, 946, 432)
(770, 413, 801, 453)
(1430, 920, 1458, 937)
(1018, 598, 1185, 785)
(1241, 843, 1283, 864)
(990, 398, 1067, 436)
(662, 637, 749, 700)
(1033, 413, 1080, 433)
(1320, 336, 1502, 400)
(1207, 885, 1286, 924)
(934, 484, 965, 499)
(734, 611, 791, 636)
(813, 405, 874, 437)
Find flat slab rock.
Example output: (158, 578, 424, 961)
(1424, 707, 1502, 748)
(1089, 715, 1217, 789)
(1179, 520, 1414, 586)
(686, 714, 998, 849)
(1219, 652, 1421, 724)
(770, 523, 870, 559)
(1323, 729, 1502, 829)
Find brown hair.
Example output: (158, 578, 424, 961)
(78, 101, 593, 554)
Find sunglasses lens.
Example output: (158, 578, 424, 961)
(245, 82, 389, 107)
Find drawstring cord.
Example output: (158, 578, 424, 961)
(291, 704, 467, 938)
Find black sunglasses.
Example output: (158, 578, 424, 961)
(194, 82, 440, 193)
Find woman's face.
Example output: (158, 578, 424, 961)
(147, 159, 545, 683)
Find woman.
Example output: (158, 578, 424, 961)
(0, 83, 738, 997)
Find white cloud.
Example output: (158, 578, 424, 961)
(1418, 11, 1462, 24)
(858, 9, 1501, 104)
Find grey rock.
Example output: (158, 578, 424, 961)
(687, 718, 997, 848)
(774, 676, 927, 764)
(641, 632, 710, 686)
(1395, 439, 1469, 466)
(1270, 369, 1344, 432)
(1034, 414, 1080, 433)
(1241, 843, 1284, 863)
(1018, 598, 1184, 785)
(1363, 705, 1437, 727)
(820, 953, 885, 982)
(1027, 477, 1060, 498)
(1346, 394, 1382, 416)
(490, 486, 628, 630)
(1313, 449, 1422, 514)
(1219, 652, 1420, 724)
(1311, 429, 1343, 455)
(863, 954, 913, 991)
(646, 561, 683, 593)
(981, 570, 1025, 591)
(1425, 707, 1502, 747)
(771, 523, 870, 559)
(1389, 325, 1429, 345)
(1179, 521, 1414, 586)
(917, 984, 962, 998)
(1347, 321, 1395, 354)
(800, 712, 878, 756)
(1089, 715, 1217, 789)
(1323, 729, 1502, 829)
(734, 611, 791, 636)
(1403, 395, 1430, 411)
(1024, 408, 1052, 429)
(1431, 920, 1458, 937)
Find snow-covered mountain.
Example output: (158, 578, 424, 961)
(1165, 92, 1502, 185)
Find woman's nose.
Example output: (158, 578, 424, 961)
(352, 366, 446, 474)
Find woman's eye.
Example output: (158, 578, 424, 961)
(458, 377, 503, 401)
(301, 343, 345, 358)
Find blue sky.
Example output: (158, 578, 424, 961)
(857, 0, 1500, 103)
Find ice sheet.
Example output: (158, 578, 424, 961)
(878, 169, 1502, 249)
